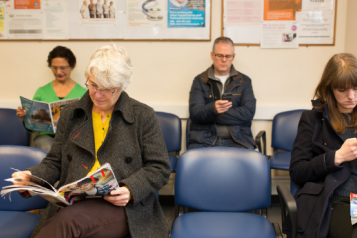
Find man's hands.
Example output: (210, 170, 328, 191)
(16, 106, 27, 121)
(215, 100, 232, 114)
(335, 138, 357, 165)
(104, 186, 131, 206)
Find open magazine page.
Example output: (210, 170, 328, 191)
(49, 98, 79, 133)
(57, 163, 119, 205)
(1, 163, 119, 207)
(20, 96, 54, 133)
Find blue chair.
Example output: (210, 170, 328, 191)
(171, 147, 279, 238)
(269, 110, 305, 171)
(186, 117, 266, 154)
(0, 108, 30, 146)
(156, 112, 182, 173)
(0, 145, 49, 238)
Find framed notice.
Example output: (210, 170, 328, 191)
(0, 0, 211, 41)
(222, 0, 337, 46)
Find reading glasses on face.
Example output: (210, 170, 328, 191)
(51, 66, 70, 71)
(85, 78, 118, 96)
(214, 53, 234, 60)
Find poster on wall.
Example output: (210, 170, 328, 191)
(222, 0, 336, 46)
(6, 0, 44, 39)
(0, 0, 211, 40)
(223, 0, 263, 44)
(42, 0, 68, 39)
(260, 21, 298, 48)
(263, 0, 301, 21)
(0, 1, 7, 39)
(167, 0, 205, 27)
(296, 10, 334, 44)
(127, 0, 166, 27)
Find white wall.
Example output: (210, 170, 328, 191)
(0, 0, 349, 155)
(345, 0, 357, 55)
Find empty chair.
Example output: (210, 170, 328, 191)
(269, 110, 305, 171)
(0, 108, 30, 146)
(171, 147, 279, 238)
(0, 145, 49, 238)
(155, 112, 182, 172)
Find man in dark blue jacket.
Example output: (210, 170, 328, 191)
(188, 36, 256, 150)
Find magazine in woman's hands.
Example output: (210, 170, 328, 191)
(1, 163, 119, 207)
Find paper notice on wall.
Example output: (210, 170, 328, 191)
(223, 0, 263, 44)
(127, 0, 166, 27)
(296, 10, 334, 44)
(225, 0, 262, 26)
(7, 9, 43, 39)
(261, 21, 299, 48)
(0, 1, 7, 38)
(42, 0, 68, 39)
(302, 0, 334, 11)
(264, 0, 301, 21)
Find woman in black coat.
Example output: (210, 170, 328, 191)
(12, 44, 171, 238)
(289, 53, 357, 238)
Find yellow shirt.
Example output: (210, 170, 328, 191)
(87, 111, 112, 175)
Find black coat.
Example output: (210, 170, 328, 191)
(28, 91, 171, 238)
(286, 101, 351, 238)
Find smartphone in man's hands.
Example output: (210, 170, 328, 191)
(221, 93, 233, 102)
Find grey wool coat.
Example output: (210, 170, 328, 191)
(28, 91, 171, 238)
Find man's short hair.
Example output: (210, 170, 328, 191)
(212, 37, 235, 53)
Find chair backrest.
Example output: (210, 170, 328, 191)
(271, 110, 305, 152)
(155, 112, 182, 153)
(0, 145, 49, 211)
(175, 147, 271, 212)
(0, 108, 30, 146)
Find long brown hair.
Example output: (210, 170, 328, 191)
(314, 53, 357, 133)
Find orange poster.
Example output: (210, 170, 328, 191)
(14, 0, 41, 10)
(263, 0, 301, 21)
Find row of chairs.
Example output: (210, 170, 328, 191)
(0, 108, 305, 174)
(0, 108, 304, 238)
(0, 145, 278, 238)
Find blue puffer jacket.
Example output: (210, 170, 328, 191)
(188, 65, 256, 149)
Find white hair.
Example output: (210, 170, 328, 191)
(85, 44, 133, 91)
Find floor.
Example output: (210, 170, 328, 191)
(159, 169, 290, 237)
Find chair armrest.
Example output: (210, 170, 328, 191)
(277, 184, 297, 238)
(255, 130, 266, 155)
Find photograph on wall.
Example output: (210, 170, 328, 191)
(167, 0, 205, 27)
(127, 0, 165, 27)
(79, 0, 116, 26)
(263, 0, 301, 21)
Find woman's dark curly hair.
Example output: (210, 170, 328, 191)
(47, 46, 76, 68)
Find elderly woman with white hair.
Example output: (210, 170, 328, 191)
(12, 44, 171, 238)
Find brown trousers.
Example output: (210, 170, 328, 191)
(36, 198, 130, 238)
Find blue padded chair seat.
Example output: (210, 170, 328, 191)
(171, 212, 276, 238)
(269, 151, 291, 170)
(0, 211, 42, 238)
(168, 154, 178, 173)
